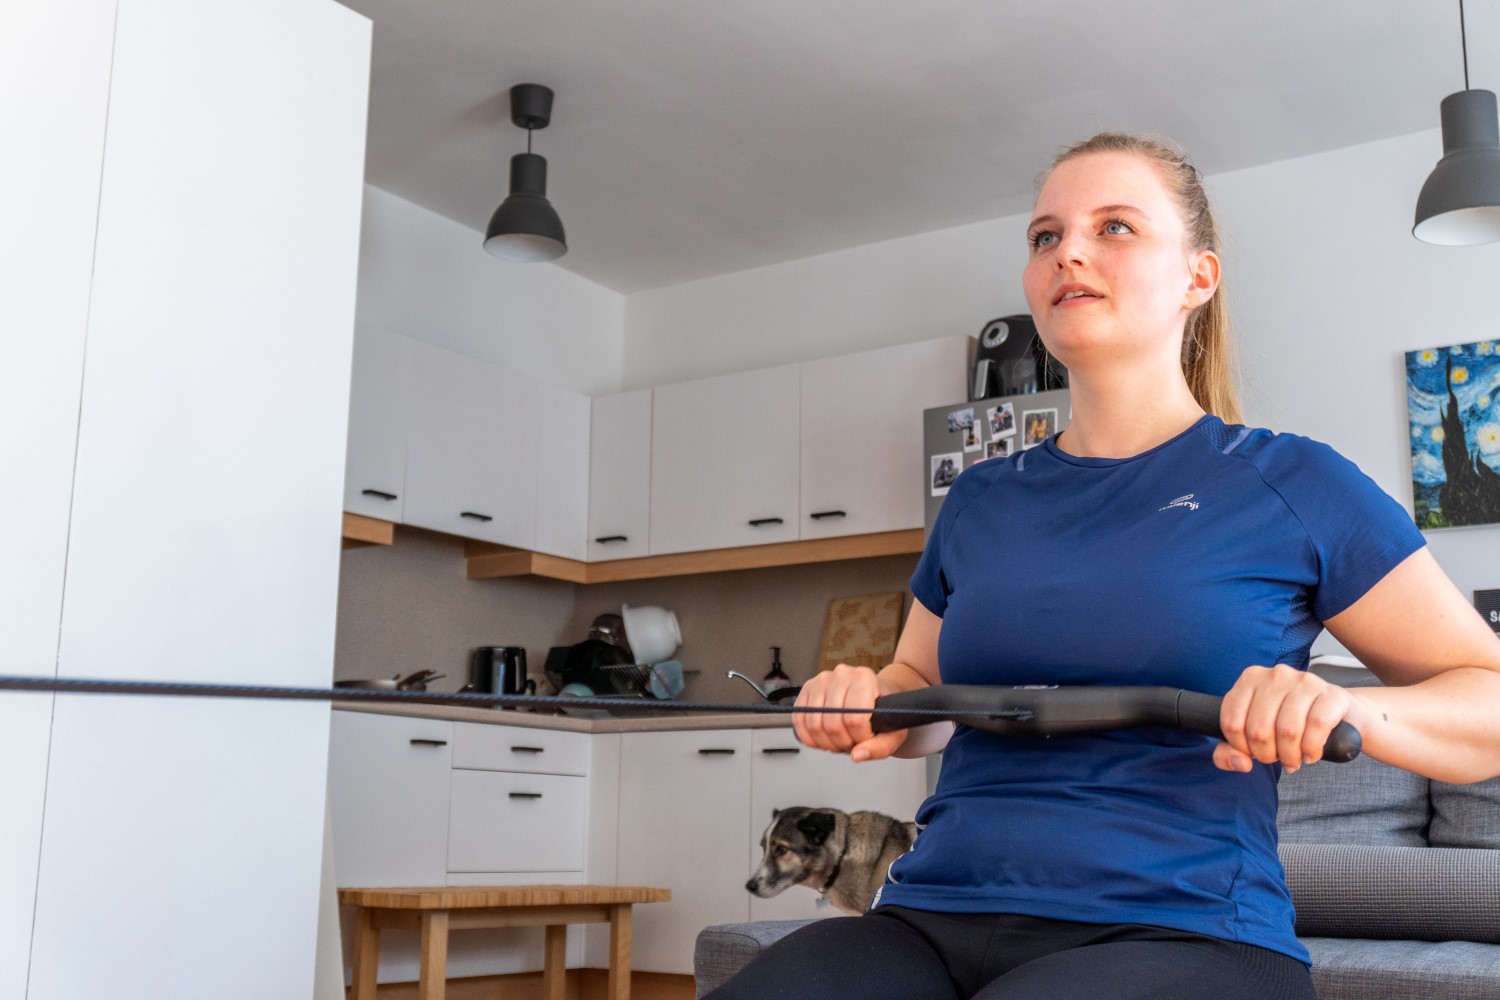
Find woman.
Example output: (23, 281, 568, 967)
(704, 133, 1500, 1000)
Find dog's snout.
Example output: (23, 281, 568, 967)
(745, 878, 759, 892)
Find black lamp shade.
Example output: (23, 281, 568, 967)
(484, 152, 567, 261)
(1414, 89, 1500, 245)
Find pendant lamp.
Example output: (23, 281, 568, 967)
(1414, 1, 1500, 245)
(484, 84, 567, 261)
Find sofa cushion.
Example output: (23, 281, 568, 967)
(1281, 843, 1500, 943)
(1429, 775, 1500, 849)
(1278, 752, 1431, 846)
(1302, 937, 1500, 1000)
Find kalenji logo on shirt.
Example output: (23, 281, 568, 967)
(1158, 494, 1200, 512)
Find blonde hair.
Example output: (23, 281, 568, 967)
(1044, 132, 1243, 424)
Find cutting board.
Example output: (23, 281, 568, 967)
(817, 592, 905, 672)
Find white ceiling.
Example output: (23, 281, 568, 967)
(340, 0, 1497, 293)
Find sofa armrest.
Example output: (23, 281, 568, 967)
(1281, 843, 1500, 943)
(694, 920, 817, 998)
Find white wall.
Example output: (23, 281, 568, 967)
(622, 129, 1500, 621)
(356, 185, 626, 395)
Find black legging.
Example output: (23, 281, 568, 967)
(702, 906, 1317, 1000)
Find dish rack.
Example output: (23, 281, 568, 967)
(544, 662, 655, 698)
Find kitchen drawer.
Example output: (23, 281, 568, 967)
(451, 722, 589, 776)
(448, 770, 587, 872)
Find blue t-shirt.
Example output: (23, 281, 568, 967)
(881, 414, 1425, 964)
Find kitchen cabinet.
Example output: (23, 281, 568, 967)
(403, 339, 534, 548)
(529, 380, 592, 561)
(614, 727, 928, 972)
(344, 325, 410, 521)
(328, 712, 596, 984)
(587, 389, 653, 560)
(328, 711, 454, 888)
(800, 337, 969, 539)
(616, 730, 755, 972)
(649, 365, 801, 555)
(746, 729, 927, 921)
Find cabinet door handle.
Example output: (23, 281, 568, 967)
(508, 792, 543, 800)
(361, 488, 399, 501)
(698, 748, 737, 755)
(809, 510, 846, 520)
(511, 746, 545, 754)
(761, 747, 801, 755)
(460, 511, 494, 523)
(409, 739, 448, 747)
(748, 518, 784, 527)
(594, 535, 628, 543)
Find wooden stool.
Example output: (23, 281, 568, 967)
(339, 883, 671, 1000)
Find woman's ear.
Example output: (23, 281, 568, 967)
(1185, 249, 1220, 309)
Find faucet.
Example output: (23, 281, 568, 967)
(726, 670, 770, 700)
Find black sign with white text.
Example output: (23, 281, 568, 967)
(1477, 589, 1500, 635)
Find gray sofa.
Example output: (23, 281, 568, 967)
(695, 671, 1500, 999)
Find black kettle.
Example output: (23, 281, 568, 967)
(465, 646, 534, 699)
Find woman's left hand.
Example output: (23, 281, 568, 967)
(1214, 664, 1371, 773)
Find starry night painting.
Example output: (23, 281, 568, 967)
(1406, 339, 1500, 529)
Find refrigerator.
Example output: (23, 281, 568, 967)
(921, 386, 1072, 536)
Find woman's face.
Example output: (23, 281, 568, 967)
(1021, 151, 1217, 372)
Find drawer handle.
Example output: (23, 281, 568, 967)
(698, 748, 737, 755)
(409, 739, 448, 747)
(509, 792, 543, 800)
(361, 489, 398, 501)
(594, 535, 628, 543)
(809, 510, 846, 520)
(761, 747, 801, 755)
(747, 518, 784, 527)
(460, 511, 494, 523)
(511, 746, 545, 754)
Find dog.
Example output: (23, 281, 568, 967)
(746, 806, 917, 915)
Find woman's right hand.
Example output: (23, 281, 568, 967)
(792, 663, 910, 763)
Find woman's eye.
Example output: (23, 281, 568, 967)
(1103, 219, 1132, 235)
(1028, 230, 1058, 249)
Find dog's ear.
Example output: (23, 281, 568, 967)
(796, 811, 837, 846)
(772, 808, 780, 819)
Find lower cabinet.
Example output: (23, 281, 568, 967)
(615, 728, 929, 973)
(329, 713, 932, 982)
(328, 712, 592, 985)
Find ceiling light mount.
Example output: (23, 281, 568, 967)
(484, 83, 567, 262)
(1414, 0, 1500, 245)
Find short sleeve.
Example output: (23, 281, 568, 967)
(910, 465, 987, 617)
(1254, 437, 1426, 622)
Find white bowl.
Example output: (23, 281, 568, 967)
(621, 604, 681, 665)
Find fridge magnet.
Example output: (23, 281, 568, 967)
(987, 403, 1016, 438)
(962, 421, 982, 453)
(1021, 408, 1058, 449)
(930, 452, 962, 496)
(984, 438, 1013, 461)
(1406, 339, 1500, 529)
(946, 407, 975, 433)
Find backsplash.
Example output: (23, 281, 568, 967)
(335, 525, 920, 706)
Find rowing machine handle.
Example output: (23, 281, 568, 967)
(869, 685, 1361, 763)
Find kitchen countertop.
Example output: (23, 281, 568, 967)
(332, 699, 794, 733)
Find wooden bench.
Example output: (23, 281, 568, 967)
(339, 883, 671, 1000)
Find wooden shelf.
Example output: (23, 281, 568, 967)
(341, 512, 395, 549)
(463, 529, 925, 584)
(341, 513, 924, 582)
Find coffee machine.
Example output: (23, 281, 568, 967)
(464, 646, 533, 703)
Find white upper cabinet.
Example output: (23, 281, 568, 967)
(800, 337, 969, 539)
(586, 389, 653, 561)
(344, 325, 410, 520)
(404, 339, 534, 548)
(649, 366, 801, 555)
(530, 380, 592, 561)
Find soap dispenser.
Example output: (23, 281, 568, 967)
(762, 646, 793, 694)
